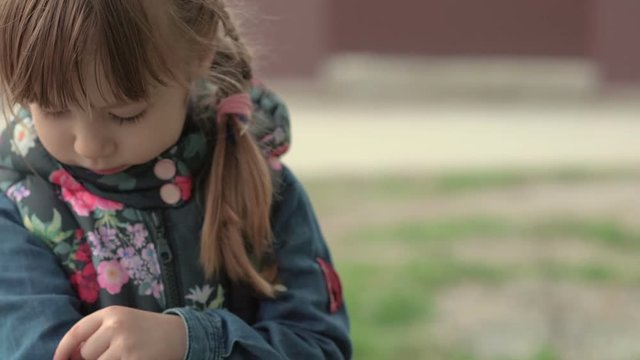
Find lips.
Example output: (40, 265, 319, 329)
(89, 166, 129, 175)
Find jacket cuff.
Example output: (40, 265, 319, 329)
(163, 307, 225, 360)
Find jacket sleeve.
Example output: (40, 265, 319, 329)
(164, 167, 352, 359)
(0, 193, 83, 359)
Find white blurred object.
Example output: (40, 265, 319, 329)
(321, 54, 599, 100)
(268, 56, 640, 177)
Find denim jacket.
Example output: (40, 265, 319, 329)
(0, 85, 351, 359)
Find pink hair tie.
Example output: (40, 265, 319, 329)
(216, 93, 253, 127)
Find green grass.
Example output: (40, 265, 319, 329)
(303, 167, 640, 207)
(336, 216, 640, 357)
(342, 217, 640, 251)
(531, 347, 561, 360)
(345, 218, 512, 244)
(531, 219, 640, 250)
(306, 169, 640, 359)
(431, 167, 637, 193)
(341, 259, 507, 360)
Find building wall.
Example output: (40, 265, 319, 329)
(593, 0, 640, 84)
(240, 0, 329, 77)
(330, 0, 590, 57)
(246, 0, 640, 86)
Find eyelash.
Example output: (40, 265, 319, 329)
(44, 110, 146, 125)
(109, 111, 146, 125)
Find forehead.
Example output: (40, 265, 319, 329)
(77, 60, 158, 109)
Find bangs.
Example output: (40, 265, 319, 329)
(0, 0, 176, 110)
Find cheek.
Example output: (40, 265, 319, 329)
(148, 107, 186, 144)
(119, 115, 185, 161)
(32, 116, 74, 158)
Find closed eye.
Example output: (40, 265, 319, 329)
(110, 111, 146, 125)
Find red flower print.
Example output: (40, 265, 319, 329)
(74, 242, 92, 262)
(50, 169, 124, 216)
(173, 176, 192, 201)
(70, 263, 100, 304)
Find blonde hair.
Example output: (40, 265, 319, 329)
(0, 0, 276, 297)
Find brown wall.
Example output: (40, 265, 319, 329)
(330, 0, 591, 56)
(247, 0, 640, 85)
(593, 0, 640, 84)
(249, 0, 592, 77)
(241, 0, 329, 77)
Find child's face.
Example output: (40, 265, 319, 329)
(28, 75, 190, 175)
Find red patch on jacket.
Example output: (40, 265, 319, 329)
(316, 258, 343, 313)
(70, 262, 99, 304)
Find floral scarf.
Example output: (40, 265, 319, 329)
(0, 83, 291, 311)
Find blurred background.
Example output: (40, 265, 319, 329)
(239, 1, 640, 359)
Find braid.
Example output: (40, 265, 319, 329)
(215, 4, 252, 81)
(199, 1, 277, 298)
(209, 4, 252, 96)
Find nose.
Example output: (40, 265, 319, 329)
(73, 123, 116, 161)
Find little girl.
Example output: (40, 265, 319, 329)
(0, 1, 350, 359)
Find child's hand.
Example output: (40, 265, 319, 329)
(53, 305, 187, 360)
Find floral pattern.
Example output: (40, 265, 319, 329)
(185, 284, 225, 311)
(0, 82, 291, 310)
(6, 183, 30, 202)
(50, 169, 124, 217)
(86, 221, 164, 300)
(70, 261, 99, 303)
(173, 176, 192, 201)
(11, 117, 37, 156)
(97, 260, 130, 295)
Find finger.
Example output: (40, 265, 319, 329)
(96, 346, 121, 360)
(79, 326, 112, 360)
(70, 342, 84, 360)
(54, 315, 103, 360)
